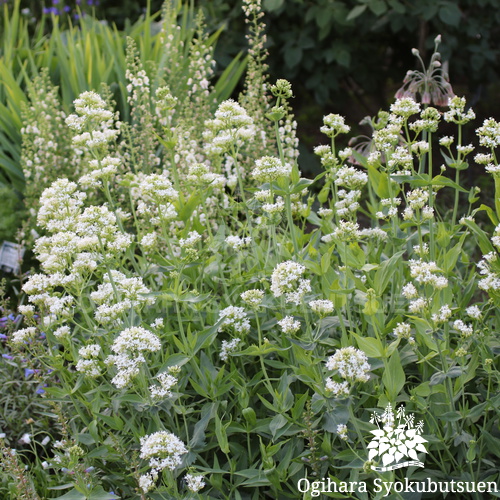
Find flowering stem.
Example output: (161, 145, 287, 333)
(451, 125, 462, 226)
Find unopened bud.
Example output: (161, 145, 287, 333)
(411, 48, 419, 56)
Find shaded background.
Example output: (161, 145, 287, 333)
(8, 0, 500, 182)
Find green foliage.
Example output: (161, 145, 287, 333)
(200, 0, 500, 106)
(0, 0, 247, 193)
(3, 75, 500, 498)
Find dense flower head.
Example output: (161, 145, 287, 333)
(150, 372, 178, 400)
(203, 99, 255, 155)
(325, 379, 350, 397)
(270, 261, 311, 305)
(409, 259, 448, 289)
(320, 114, 350, 137)
(326, 347, 371, 382)
(185, 473, 206, 493)
(140, 431, 188, 472)
(477, 253, 500, 292)
(466, 305, 482, 319)
(334, 166, 368, 189)
(390, 97, 421, 118)
(309, 299, 334, 316)
(110, 326, 161, 355)
(278, 316, 301, 334)
(476, 118, 500, 149)
(444, 96, 475, 124)
(38, 179, 86, 232)
(388, 148, 413, 171)
(240, 289, 264, 308)
(225, 235, 252, 250)
(252, 156, 292, 182)
(218, 306, 250, 334)
(392, 322, 414, 343)
(187, 162, 225, 188)
(90, 271, 154, 324)
(220, 338, 241, 361)
(79, 156, 120, 188)
(322, 221, 361, 242)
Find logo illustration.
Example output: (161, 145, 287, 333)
(367, 405, 427, 472)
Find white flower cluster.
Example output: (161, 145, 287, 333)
(106, 327, 161, 388)
(390, 97, 421, 118)
(335, 166, 368, 190)
(278, 316, 301, 334)
(187, 162, 225, 188)
(179, 231, 202, 248)
(76, 344, 102, 377)
(203, 99, 255, 156)
(251, 156, 292, 183)
(240, 289, 264, 308)
(320, 114, 350, 137)
(220, 338, 241, 361)
(270, 261, 311, 305)
(408, 259, 448, 289)
(326, 347, 371, 382)
(453, 320, 473, 337)
(476, 117, 500, 150)
(65, 91, 118, 148)
(392, 322, 414, 344)
(477, 252, 500, 292)
(218, 306, 250, 334)
(139, 431, 188, 492)
(322, 221, 361, 242)
(325, 379, 350, 397)
(309, 299, 334, 317)
(184, 473, 205, 493)
(466, 305, 482, 319)
(335, 189, 361, 218)
(90, 270, 154, 324)
(431, 305, 453, 324)
(79, 156, 120, 188)
(11, 327, 37, 344)
(443, 96, 475, 124)
(150, 371, 178, 400)
(134, 172, 179, 226)
(225, 235, 252, 250)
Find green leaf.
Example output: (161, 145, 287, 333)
(374, 251, 404, 295)
(215, 413, 230, 453)
(190, 402, 218, 450)
(284, 46, 303, 68)
(462, 218, 495, 255)
(353, 333, 385, 358)
(382, 350, 405, 400)
(439, 3, 461, 26)
(369, 0, 388, 16)
(269, 414, 287, 440)
(51, 490, 86, 500)
(264, 0, 284, 11)
(346, 4, 367, 21)
(429, 371, 447, 386)
(88, 487, 120, 500)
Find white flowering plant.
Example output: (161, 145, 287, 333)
(1, 8, 500, 500)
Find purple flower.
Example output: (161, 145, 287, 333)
(24, 368, 35, 378)
(36, 384, 47, 394)
(2, 353, 13, 360)
(0, 333, 7, 340)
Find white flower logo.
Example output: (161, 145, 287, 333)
(367, 405, 427, 471)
